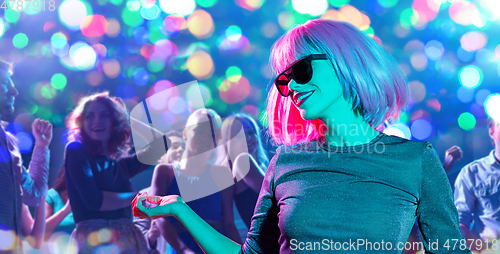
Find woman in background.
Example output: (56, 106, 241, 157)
(65, 92, 164, 254)
(220, 113, 269, 229)
(148, 108, 242, 254)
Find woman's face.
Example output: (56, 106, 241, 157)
(287, 58, 347, 121)
(165, 135, 185, 163)
(83, 101, 113, 145)
(184, 113, 216, 154)
(490, 121, 500, 149)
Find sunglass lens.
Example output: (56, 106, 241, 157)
(276, 74, 290, 96)
(292, 59, 312, 84)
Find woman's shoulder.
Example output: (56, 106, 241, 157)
(209, 164, 232, 176)
(65, 140, 88, 152)
(45, 188, 60, 202)
(153, 163, 176, 178)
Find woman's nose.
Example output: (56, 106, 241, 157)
(287, 79, 300, 94)
(7, 84, 18, 96)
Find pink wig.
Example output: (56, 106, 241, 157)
(266, 19, 410, 146)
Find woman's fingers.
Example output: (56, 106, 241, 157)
(146, 196, 162, 204)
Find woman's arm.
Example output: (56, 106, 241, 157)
(417, 143, 472, 253)
(99, 191, 137, 211)
(233, 153, 265, 194)
(44, 201, 72, 240)
(65, 141, 137, 212)
(137, 195, 241, 254)
(151, 164, 196, 253)
(21, 191, 47, 249)
(135, 152, 283, 254)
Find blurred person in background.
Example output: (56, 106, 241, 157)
(146, 108, 242, 254)
(0, 59, 53, 254)
(455, 116, 500, 250)
(134, 130, 185, 254)
(64, 92, 165, 254)
(220, 113, 269, 230)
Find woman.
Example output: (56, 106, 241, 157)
(220, 114, 269, 229)
(146, 108, 242, 254)
(134, 19, 470, 253)
(65, 92, 164, 254)
(44, 166, 74, 240)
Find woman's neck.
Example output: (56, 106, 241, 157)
(178, 148, 211, 176)
(321, 111, 379, 146)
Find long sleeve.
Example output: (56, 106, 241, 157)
(416, 143, 471, 253)
(454, 166, 476, 228)
(64, 141, 103, 211)
(14, 138, 50, 207)
(122, 137, 169, 178)
(239, 152, 281, 254)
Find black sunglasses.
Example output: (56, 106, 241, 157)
(274, 54, 328, 97)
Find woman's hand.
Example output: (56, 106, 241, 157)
(147, 219, 161, 242)
(32, 119, 53, 148)
(133, 192, 186, 220)
(63, 200, 72, 213)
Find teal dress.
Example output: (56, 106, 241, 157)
(45, 188, 75, 234)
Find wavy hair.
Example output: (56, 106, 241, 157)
(266, 19, 410, 146)
(52, 166, 68, 202)
(66, 91, 132, 159)
(221, 113, 269, 169)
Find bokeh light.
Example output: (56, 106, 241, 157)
(187, 10, 214, 39)
(457, 86, 474, 103)
(141, 4, 161, 20)
(235, 0, 265, 11)
(163, 15, 186, 35)
(51, 73, 67, 90)
(16, 132, 34, 154)
(106, 18, 121, 37)
(383, 122, 411, 140)
(103, 59, 121, 78)
(159, 0, 196, 16)
(424, 40, 444, 61)
(460, 31, 487, 52)
(378, 0, 398, 8)
(485, 94, 500, 124)
(13, 33, 28, 49)
(219, 76, 251, 104)
(69, 42, 97, 70)
(80, 15, 108, 37)
(409, 81, 426, 103)
(133, 68, 150, 86)
(449, 1, 477, 26)
(0, 19, 5, 37)
(197, 0, 218, 8)
(458, 112, 476, 131)
(186, 51, 215, 79)
(59, 0, 89, 30)
(292, 0, 328, 16)
(459, 65, 483, 88)
(0, 230, 16, 251)
(411, 118, 433, 140)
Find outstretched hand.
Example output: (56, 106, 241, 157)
(133, 192, 185, 220)
(32, 119, 53, 148)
